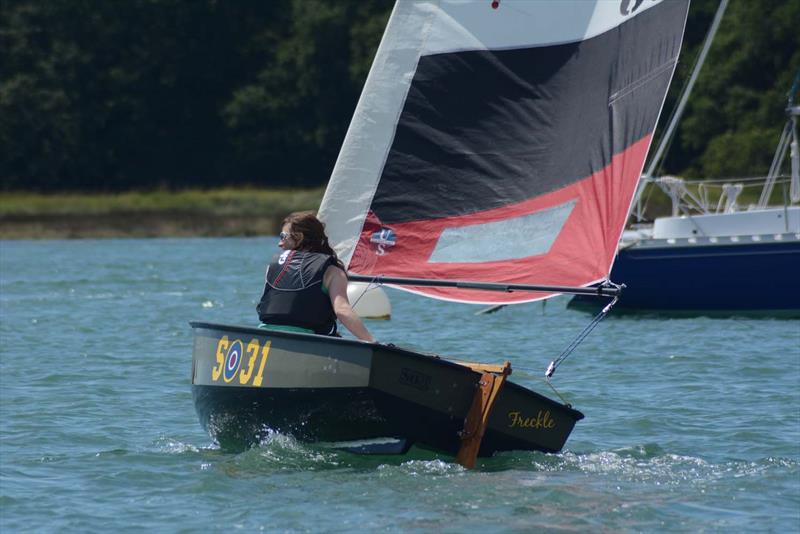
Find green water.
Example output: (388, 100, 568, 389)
(1, 238, 798, 532)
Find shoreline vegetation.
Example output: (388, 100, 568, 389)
(0, 187, 324, 239)
(1, 182, 786, 240)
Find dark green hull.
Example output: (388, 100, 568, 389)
(191, 322, 583, 457)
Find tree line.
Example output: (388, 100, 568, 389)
(1, 0, 797, 192)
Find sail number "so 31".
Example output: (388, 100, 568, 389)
(212, 336, 271, 386)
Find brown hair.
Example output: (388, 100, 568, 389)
(282, 211, 344, 268)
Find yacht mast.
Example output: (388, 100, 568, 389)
(633, 0, 729, 222)
(644, 0, 729, 179)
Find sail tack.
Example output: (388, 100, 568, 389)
(319, 0, 690, 304)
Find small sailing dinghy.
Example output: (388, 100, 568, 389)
(191, 0, 689, 466)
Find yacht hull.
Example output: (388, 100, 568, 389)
(570, 236, 800, 315)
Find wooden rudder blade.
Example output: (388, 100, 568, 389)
(455, 361, 511, 468)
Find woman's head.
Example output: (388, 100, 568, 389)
(279, 212, 342, 264)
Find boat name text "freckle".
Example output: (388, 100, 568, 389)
(507, 410, 556, 429)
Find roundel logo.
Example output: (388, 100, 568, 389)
(223, 340, 244, 382)
(370, 228, 397, 256)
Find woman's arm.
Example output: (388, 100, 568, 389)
(324, 266, 375, 342)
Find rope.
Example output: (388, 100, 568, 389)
(544, 282, 621, 380)
(349, 275, 384, 309)
(508, 366, 573, 406)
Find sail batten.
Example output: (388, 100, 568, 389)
(319, 0, 690, 304)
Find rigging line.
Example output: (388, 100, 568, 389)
(652, 127, 681, 178)
(542, 378, 571, 407)
(508, 367, 573, 406)
(645, 0, 729, 178)
(348, 276, 384, 310)
(544, 287, 621, 380)
(679, 175, 793, 185)
(647, 45, 701, 173)
(639, 181, 657, 221)
(759, 122, 794, 208)
(475, 304, 505, 315)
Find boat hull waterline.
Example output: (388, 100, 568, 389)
(191, 322, 583, 458)
(569, 235, 800, 316)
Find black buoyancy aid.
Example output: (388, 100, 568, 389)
(256, 250, 338, 335)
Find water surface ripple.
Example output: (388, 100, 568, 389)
(1, 238, 798, 532)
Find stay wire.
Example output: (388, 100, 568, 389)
(349, 275, 384, 309)
(544, 282, 622, 380)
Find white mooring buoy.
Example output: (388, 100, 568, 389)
(347, 282, 391, 320)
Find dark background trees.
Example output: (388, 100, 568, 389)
(660, 0, 800, 179)
(1, 0, 797, 192)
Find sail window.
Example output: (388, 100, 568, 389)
(428, 199, 576, 263)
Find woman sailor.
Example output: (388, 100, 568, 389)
(257, 211, 375, 342)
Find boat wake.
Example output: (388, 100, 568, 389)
(485, 443, 798, 483)
(228, 439, 469, 476)
(170, 426, 799, 489)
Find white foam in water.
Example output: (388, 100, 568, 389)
(153, 436, 200, 454)
(378, 459, 463, 477)
(255, 427, 301, 449)
(252, 427, 339, 466)
(536, 447, 792, 490)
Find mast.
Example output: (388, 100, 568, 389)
(643, 0, 729, 179)
(633, 0, 729, 222)
(758, 70, 800, 209)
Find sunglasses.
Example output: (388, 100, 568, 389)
(279, 231, 290, 240)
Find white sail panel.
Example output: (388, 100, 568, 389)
(421, 0, 668, 55)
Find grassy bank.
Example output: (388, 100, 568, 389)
(0, 187, 324, 239)
(2, 179, 790, 240)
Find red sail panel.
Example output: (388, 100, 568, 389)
(349, 136, 652, 304)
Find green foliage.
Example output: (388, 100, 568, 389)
(0, 0, 796, 191)
(699, 128, 780, 177)
(1, 0, 287, 190)
(0, 187, 324, 216)
(0, 0, 390, 191)
(222, 0, 391, 186)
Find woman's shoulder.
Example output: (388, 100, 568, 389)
(322, 259, 346, 278)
